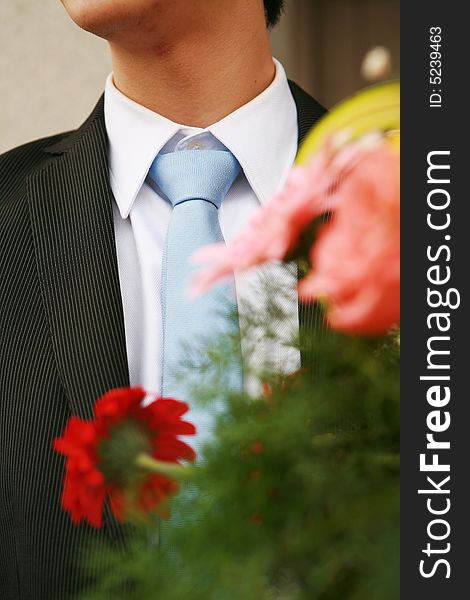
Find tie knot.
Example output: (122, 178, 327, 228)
(148, 149, 241, 208)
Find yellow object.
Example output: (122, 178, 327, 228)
(296, 81, 400, 165)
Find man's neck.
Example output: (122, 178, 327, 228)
(109, 4, 275, 128)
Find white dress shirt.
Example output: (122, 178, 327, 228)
(104, 58, 301, 400)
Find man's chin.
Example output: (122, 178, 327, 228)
(60, 0, 150, 39)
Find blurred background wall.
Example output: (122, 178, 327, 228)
(0, 0, 399, 154)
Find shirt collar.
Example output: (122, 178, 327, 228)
(104, 58, 298, 219)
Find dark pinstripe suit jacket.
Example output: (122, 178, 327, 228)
(0, 82, 326, 599)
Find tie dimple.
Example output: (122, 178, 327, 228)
(149, 149, 240, 208)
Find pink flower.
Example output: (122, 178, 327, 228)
(189, 134, 400, 336)
(189, 143, 342, 296)
(299, 143, 400, 334)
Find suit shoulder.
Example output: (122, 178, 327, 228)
(0, 131, 72, 171)
(0, 132, 72, 200)
(288, 80, 327, 118)
(288, 80, 328, 145)
(0, 133, 72, 271)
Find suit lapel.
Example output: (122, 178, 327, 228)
(28, 98, 130, 420)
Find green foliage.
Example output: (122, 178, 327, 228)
(80, 329, 399, 600)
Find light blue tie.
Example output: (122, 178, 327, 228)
(148, 149, 243, 446)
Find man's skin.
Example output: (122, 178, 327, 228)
(61, 0, 275, 127)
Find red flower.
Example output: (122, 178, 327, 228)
(249, 441, 265, 455)
(53, 387, 196, 528)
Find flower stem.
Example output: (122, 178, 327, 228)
(135, 453, 195, 480)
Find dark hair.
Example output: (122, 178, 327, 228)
(264, 0, 285, 28)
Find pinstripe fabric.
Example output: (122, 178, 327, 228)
(288, 81, 330, 370)
(0, 83, 326, 599)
